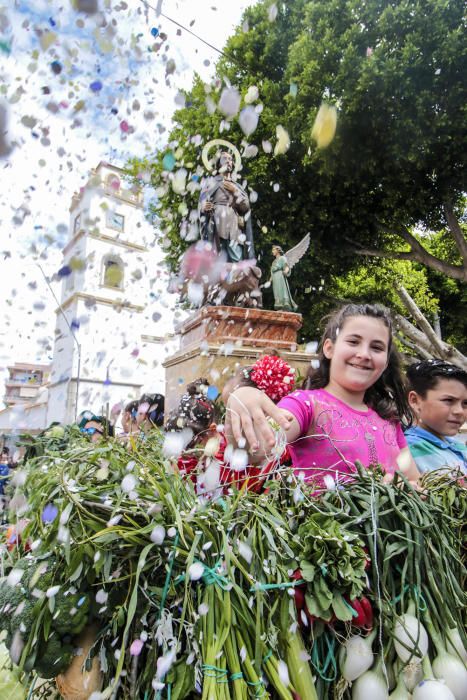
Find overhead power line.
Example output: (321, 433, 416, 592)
(140, 0, 229, 59)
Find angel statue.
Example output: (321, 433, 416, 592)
(269, 234, 310, 312)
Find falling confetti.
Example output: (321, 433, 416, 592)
(274, 125, 290, 155)
(244, 85, 259, 103)
(130, 639, 144, 656)
(150, 525, 166, 544)
(188, 562, 204, 581)
(239, 105, 259, 135)
(311, 103, 337, 149)
(89, 80, 103, 92)
(218, 86, 241, 118)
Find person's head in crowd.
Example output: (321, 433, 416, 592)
(137, 393, 165, 432)
(121, 400, 139, 434)
(407, 359, 467, 439)
(165, 379, 217, 448)
(78, 414, 114, 443)
(221, 350, 295, 406)
(1, 447, 9, 465)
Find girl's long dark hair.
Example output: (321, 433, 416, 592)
(303, 303, 412, 425)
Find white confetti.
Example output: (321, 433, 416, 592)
(278, 660, 290, 686)
(96, 589, 108, 604)
(46, 585, 60, 598)
(244, 85, 259, 103)
(187, 280, 204, 307)
(171, 168, 187, 195)
(268, 3, 278, 22)
(228, 448, 248, 472)
(7, 569, 24, 587)
(9, 629, 24, 665)
(121, 474, 137, 493)
(156, 649, 176, 679)
(239, 106, 259, 136)
(323, 475, 336, 491)
(198, 603, 209, 616)
(237, 540, 253, 564)
(150, 525, 166, 545)
(163, 429, 193, 458)
(218, 87, 241, 118)
(188, 562, 204, 581)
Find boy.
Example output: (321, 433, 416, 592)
(405, 359, 467, 473)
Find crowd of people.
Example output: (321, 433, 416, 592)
(76, 392, 166, 442)
(165, 303, 467, 496)
(1, 303, 466, 505)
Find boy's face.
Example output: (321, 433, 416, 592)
(409, 378, 467, 438)
(81, 420, 105, 443)
(136, 402, 150, 427)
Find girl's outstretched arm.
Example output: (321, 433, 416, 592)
(225, 387, 296, 461)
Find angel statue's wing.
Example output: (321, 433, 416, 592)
(284, 233, 310, 270)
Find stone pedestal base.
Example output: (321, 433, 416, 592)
(176, 305, 303, 351)
(163, 306, 316, 415)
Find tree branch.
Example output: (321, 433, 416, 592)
(395, 291, 467, 369)
(395, 314, 435, 354)
(343, 240, 415, 262)
(346, 225, 467, 281)
(443, 201, 467, 266)
(395, 331, 433, 360)
(396, 285, 446, 356)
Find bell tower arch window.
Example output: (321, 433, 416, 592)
(102, 255, 124, 290)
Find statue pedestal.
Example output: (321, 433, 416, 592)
(163, 306, 316, 414)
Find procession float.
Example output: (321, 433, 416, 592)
(0, 426, 465, 700)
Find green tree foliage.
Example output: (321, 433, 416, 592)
(331, 258, 438, 317)
(127, 0, 466, 340)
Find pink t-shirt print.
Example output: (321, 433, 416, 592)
(277, 388, 407, 485)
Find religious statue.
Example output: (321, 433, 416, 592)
(179, 139, 262, 308)
(268, 234, 310, 312)
(199, 142, 255, 262)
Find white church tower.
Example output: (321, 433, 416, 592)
(46, 162, 174, 425)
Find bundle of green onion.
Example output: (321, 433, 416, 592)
(0, 435, 465, 700)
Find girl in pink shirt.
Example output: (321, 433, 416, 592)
(226, 303, 419, 487)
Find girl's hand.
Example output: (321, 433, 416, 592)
(225, 387, 294, 454)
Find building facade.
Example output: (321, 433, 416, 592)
(3, 363, 50, 407)
(45, 161, 177, 426)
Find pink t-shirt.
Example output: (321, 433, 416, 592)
(277, 388, 407, 485)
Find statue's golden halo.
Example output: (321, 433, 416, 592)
(201, 139, 242, 173)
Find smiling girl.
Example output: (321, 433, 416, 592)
(226, 303, 420, 487)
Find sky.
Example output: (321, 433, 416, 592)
(0, 0, 257, 404)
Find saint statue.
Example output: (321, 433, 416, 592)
(199, 150, 255, 262)
(268, 234, 310, 312)
(178, 139, 261, 308)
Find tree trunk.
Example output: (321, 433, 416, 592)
(394, 286, 467, 370)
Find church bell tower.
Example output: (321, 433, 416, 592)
(46, 162, 158, 425)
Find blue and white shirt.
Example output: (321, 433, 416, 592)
(404, 425, 467, 474)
